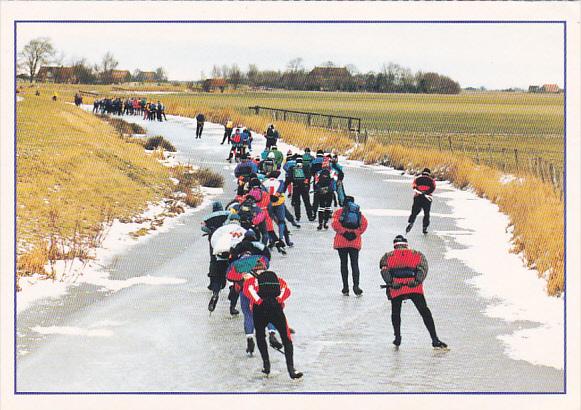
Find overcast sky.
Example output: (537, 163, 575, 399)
(17, 22, 564, 89)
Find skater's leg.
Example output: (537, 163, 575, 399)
(390, 296, 404, 340)
(338, 248, 349, 291)
(240, 292, 254, 336)
(253, 304, 270, 372)
(410, 293, 439, 342)
(408, 196, 422, 225)
(348, 248, 361, 288)
(422, 198, 432, 230)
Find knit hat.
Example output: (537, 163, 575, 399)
(286, 150, 293, 157)
(393, 235, 409, 247)
(316, 149, 324, 157)
(248, 178, 261, 188)
(244, 229, 257, 241)
(344, 195, 354, 204)
(422, 168, 431, 176)
(304, 147, 311, 153)
(295, 157, 303, 163)
(212, 201, 223, 212)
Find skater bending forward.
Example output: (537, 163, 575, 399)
(380, 235, 447, 349)
(244, 263, 303, 379)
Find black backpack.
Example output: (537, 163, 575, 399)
(316, 173, 331, 195)
(257, 270, 281, 299)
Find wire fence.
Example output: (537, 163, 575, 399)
(357, 129, 564, 201)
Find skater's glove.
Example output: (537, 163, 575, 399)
(407, 279, 420, 288)
(342, 231, 357, 241)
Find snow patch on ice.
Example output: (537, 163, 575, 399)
(438, 188, 563, 370)
(31, 326, 114, 338)
(365, 208, 453, 218)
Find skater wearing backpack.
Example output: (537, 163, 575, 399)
(228, 129, 243, 162)
(243, 262, 303, 379)
(406, 168, 436, 234)
(379, 235, 447, 349)
(259, 152, 277, 176)
(201, 202, 230, 295)
(331, 196, 368, 296)
(314, 168, 336, 230)
(287, 157, 314, 223)
(227, 246, 278, 356)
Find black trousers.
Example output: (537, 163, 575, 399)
(338, 248, 360, 289)
(390, 293, 438, 341)
(291, 185, 313, 220)
(253, 299, 295, 372)
(408, 195, 432, 229)
(208, 259, 228, 293)
(316, 192, 333, 225)
(265, 138, 276, 150)
(196, 122, 204, 138)
(222, 128, 233, 144)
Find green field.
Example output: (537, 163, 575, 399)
(22, 83, 564, 173)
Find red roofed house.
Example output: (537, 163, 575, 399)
(202, 78, 227, 92)
(541, 84, 560, 93)
(36, 66, 79, 83)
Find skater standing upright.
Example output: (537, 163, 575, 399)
(331, 196, 368, 296)
(379, 235, 447, 349)
(222, 119, 234, 144)
(406, 168, 436, 234)
(265, 124, 279, 150)
(196, 112, 206, 139)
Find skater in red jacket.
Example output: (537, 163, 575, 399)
(380, 235, 447, 349)
(331, 196, 368, 296)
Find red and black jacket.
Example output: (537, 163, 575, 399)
(380, 247, 428, 299)
(412, 175, 436, 196)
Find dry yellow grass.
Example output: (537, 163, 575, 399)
(350, 142, 564, 296)
(163, 102, 564, 296)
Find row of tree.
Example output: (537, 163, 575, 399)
(17, 37, 168, 84)
(205, 59, 461, 94)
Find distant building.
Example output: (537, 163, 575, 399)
(202, 78, 227, 92)
(541, 84, 560, 93)
(307, 66, 352, 91)
(528, 85, 541, 93)
(529, 84, 560, 93)
(135, 71, 157, 82)
(37, 66, 79, 83)
(108, 70, 131, 84)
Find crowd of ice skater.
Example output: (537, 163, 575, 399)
(92, 97, 168, 121)
(199, 121, 448, 380)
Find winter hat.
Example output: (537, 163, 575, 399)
(295, 157, 303, 164)
(212, 201, 223, 212)
(304, 147, 311, 153)
(286, 150, 293, 158)
(271, 145, 278, 150)
(393, 235, 408, 247)
(249, 178, 261, 188)
(422, 168, 431, 176)
(344, 195, 354, 204)
(316, 149, 324, 157)
(244, 229, 257, 241)
(240, 153, 248, 160)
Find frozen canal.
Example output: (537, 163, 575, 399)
(16, 113, 564, 393)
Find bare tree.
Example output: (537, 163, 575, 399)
(247, 64, 259, 86)
(286, 57, 304, 73)
(100, 51, 119, 73)
(154, 67, 168, 82)
(211, 65, 221, 78)
(228, 64, 242, 89)
(18, 37, 56, 83)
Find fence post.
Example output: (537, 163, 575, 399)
(307, 114, 311, 126)
(438, 136, 442, 151)
(254, 106, 260, 115)
(501, 148, 506, 172)
(328, 116, 332, 128)
(448, 136, 453, 151)
(283, 110, 287, 121)
(514, 149, 519, 171)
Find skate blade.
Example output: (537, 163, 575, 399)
(433, 347, 450, 352)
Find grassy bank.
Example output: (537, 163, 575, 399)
(16, 92, 174, 279)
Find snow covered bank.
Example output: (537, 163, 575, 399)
(17, 185, 221, 314)
(436, 183, 563, 370)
